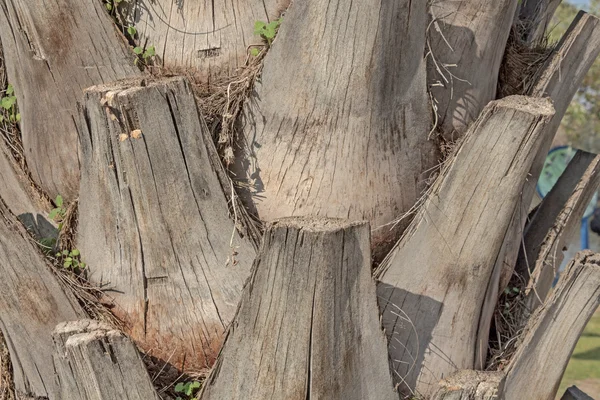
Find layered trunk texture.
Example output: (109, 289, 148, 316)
(375, 96, 554, 397)
(77, 77, 256, 370)
(497, 10, 600, 294)
(52, 320, 161, 400)
(200, 218, 396, 400)
(0, 0, 141, 199)
(428, 0, 517, 140)
(235, 0, 438, 247)
(0, 198, 84, 398)
(431, 370, 504, 400)
(125, 0, 284, 76)
(517, 0, 562, 44)
(503, 251, 600, 400)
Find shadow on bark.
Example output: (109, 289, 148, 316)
(377, 283, 443, 397)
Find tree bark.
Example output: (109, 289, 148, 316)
(200, 218, 396, 400)
(0, 0, 141, 199)
(52, 320, 160, 400)
(126, 0, 285, 77)
(522, 153, 600, 314)
(0, 140, 54, 240)
(431, 370, 504, 400)
(428, 0, 517, 140)
(235, 0, 438, 248)
(503, 251, 600, 400)
(77, 76, 256, 371)
(497, 10, 600, 294)
(375, 96, 553, 398)
(0, 198, 84, 398)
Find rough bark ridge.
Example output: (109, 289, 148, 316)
(0, 198, 84, 398)
(497, 11, 600, 293)
(522, 153, 600, 313)
(77, 77, 255, 371)
(503, 251, 600, 400)
(0, 0, 141, 199)
(431, 370, 504, 400)
(200, 218, 396, 400)
(52, 320, 160, 400)
(126, 0, 284, 76)
(375, 96, 554, 398)
(236, 0, 438, 245)
(517, 0, 562, 44)
(428, 0, 517, 140)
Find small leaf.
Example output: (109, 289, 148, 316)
(254, 21, 266, 35)
(266, 21, 280, 32)
(145, 46, 156, 57)
(133, 46, 143, 55)
(174, 383, 185, 392)
(62, 250, 69, 256)
(49, 209, 58, 219)
(106, 2, 112, 11)
(512, 287, 520, 293)
(71, 249, 80, 256)
(127, 26, 137, 36)
(6, 85, 14, 95)
(80, 262, 86, 269)
(64, 260, 72, 268)
(55, 195, 63, 207)
(250, 47, 260, 57)
(15, 113, 20, 122)
(1, 96, 16, 110)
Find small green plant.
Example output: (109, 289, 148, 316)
(174, 380, 201, 400)
(133, 45, 156, 66)
(0, 84, 20, 124)
(104, 0, 123, 13)
(250, 18, 282, 56)
(48, 195, 67, 227)
(56, 249, 86, 270)
(127, 25, 137, 37)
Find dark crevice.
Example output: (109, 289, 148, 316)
(127, 187, 148, 336)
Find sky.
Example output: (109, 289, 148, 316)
(571, 0, 590, 5)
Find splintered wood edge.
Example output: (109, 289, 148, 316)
(53, 319, 113, 336)
(64, 330, 123, 348)
(268, 217, 369, 232)
(492, 95, 555, 116)
(83, 76, 186, 95)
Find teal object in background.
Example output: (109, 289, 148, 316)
(537, 146, 598, 249)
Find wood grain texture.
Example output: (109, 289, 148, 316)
(77, 77, 255, 370)
(200, 218, 396, 400)
(497, 11, 600, 300)
(126, 0, 283, 76)
(503, 251, 600, 400)
(235, 0, 438, 244)
(431, 370, 504, 400)
(428, 0, 517, 140)
(53, 320, 160, 400)
(0, 198, 84, 398)
(375, 96, 554, 398)
(522, 154, 600, 313)
(0, 0, 141, 199)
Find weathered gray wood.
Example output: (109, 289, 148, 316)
(516, 150, 596, 278)
(522, 154, 600, 314)
(517, 0, 562, 44)
(235, 0, 438, 247)
(503, 251, 600, 400)
(431, 370, 504, 400)
(52, 320, 160, 400)
(126, 0, 283, 76)
(200, 218, 396, 400)
(497, 11, 600, 299)
(0, 140, 55, 240)
(0, 0, 141, 199)
(0, 197, 84, 398)
(375, 96, 554, 398)
(428, 0, 517, 140)
(561, 385, 595, 400)
(77, 76, 255, 370)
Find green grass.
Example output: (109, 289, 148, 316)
(558, 311, 600, 398)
